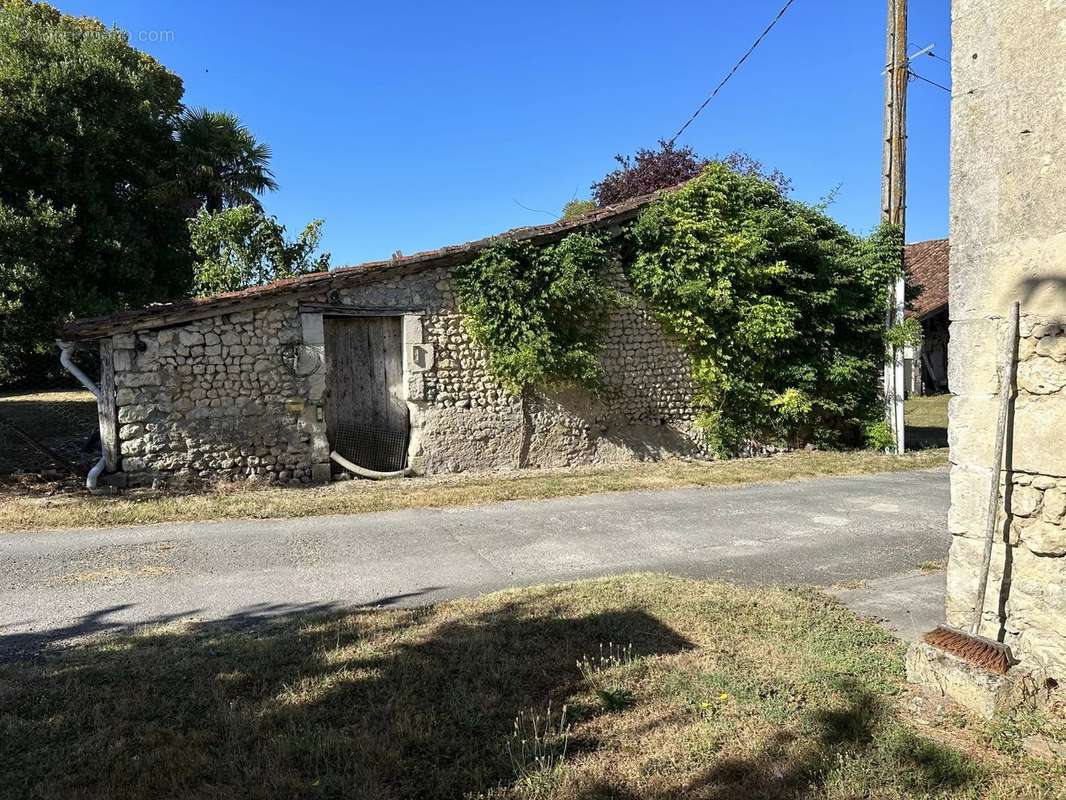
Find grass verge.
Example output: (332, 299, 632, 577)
(905, 394, 950, 429)
(0, 448, 947, 533)
(1, 574, 1060, 799)
(905, 394, 949, 450)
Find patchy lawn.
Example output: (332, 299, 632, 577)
(0, 448, 947, 533)
(0, 574, 1060, 799)
(906, 394, 950, 450)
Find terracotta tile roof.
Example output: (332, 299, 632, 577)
(905, 238, 949, 319)
(63, 191, 951, 340)
(61, 185, 673, 340)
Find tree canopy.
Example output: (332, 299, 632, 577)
(188, 207, 330, 296)
(0, 0, 193, 381)
(172, 109, 278, 215)
(0, 0, 284, 384)
(590, 140, 791, 207)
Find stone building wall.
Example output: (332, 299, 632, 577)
(111, 302, 321, 486)
(946, 0, 1066, 678)
(108, 260, 703, 487)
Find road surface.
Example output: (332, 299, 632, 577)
(0, 468, 949, 659)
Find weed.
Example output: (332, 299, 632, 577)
(577, 642, 637, 711)
(918, 559, 946, 573)
(981, 706, 1066, 756)
(508, 702, 571, 784)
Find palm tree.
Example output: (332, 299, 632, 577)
(173, 108, 278, 213)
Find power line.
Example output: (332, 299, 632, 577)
(667, 0, 799, 146)
(909, 69, 951, 93)
(512, 198, 555, 218)
(925, 49, 951, 65)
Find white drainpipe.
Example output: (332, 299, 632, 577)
(57, 340, 107, 490)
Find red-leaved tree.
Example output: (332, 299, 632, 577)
(591, 140, 791, 207)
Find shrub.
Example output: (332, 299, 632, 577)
(628, 164, 902, 455)
(591, 140, 792, 207)
(561, 199, 597, 220)
(864, 420, 896, 452)
(592, 141, 708, 207)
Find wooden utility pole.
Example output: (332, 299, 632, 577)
(882, 0, 908, 453)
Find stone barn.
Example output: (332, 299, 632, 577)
(60, 191, 705, 488)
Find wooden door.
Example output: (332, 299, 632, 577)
(323, 316, 408, 471)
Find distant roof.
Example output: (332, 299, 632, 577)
(61, 185, 672, 340)
(905, 238, 949, 319)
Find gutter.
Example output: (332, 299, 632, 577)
(57, 340, 107, 490)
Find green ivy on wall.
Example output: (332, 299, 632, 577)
(453, 232, 620, 393)
(453, 164, 908, 457)
(628, 164, 904, 454)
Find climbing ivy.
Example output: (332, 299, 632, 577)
(627, 164, 904, 455)
(454, 164, 908, 457)
(453, 233, 620, 393)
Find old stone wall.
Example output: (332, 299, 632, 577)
(110, 302, 323, 487)
(108, 260, 704, 487)
(946, 0, 1066, 677)
(335, 263, 704, 474)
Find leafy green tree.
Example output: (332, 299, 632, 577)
(0, 0, 191, 382)
(188, 206, 330, 296)
(0, 195, 77, 381)
(0, 1, 286, 384)
(172, 108, 278, 214)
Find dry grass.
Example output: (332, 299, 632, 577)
(52, 564, 176, 586)
(0, 574, 1060, 799)
(0, 389, 96, 405)
(918, 559, 947, 574)
(0, 448, 947, 533)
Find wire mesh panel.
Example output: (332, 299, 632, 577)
(0, 346, 101, 480)
(333, 422, 408, 473)
(0, 391, 100, 476)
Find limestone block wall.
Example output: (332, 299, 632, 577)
(106, 261, 704, 486)
(110, 302, 324, 487)
(334, 263, 704, 474)
(946, 0, 1066, 677)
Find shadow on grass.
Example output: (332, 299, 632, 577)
(570, 678, 980, 800)
(1, 592, 692, 800)
(905, 425, 948, 450)
(0, 587, 451, 662)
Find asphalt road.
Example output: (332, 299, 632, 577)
(0, 468, 950, 659)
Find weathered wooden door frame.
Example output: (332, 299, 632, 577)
(322, 314, 408, 472)
(298, 304, 434, 479)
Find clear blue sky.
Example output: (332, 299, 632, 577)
(59, 0, 952, 266)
